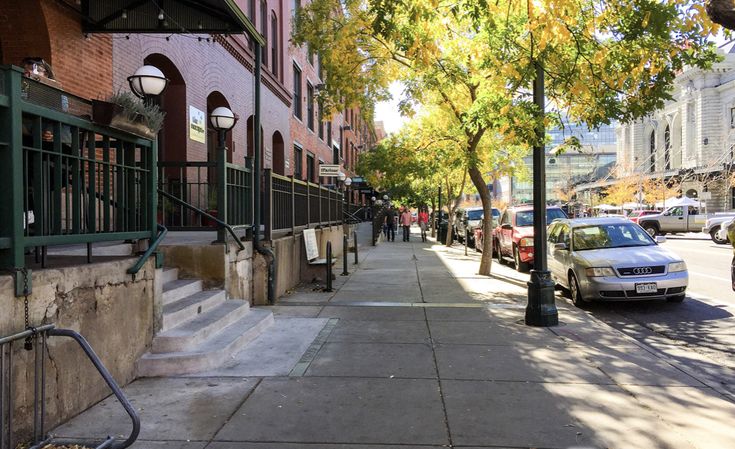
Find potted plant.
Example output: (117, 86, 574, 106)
(92, 92, 165, 139)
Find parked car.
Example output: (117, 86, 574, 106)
(627, 210, 660, 224)
(703, 212, 735, 244)
(637, 205, 708, 237)
(547, 217, 688, 307)
(455, 207, 500, 248)
(715, 216, 734, 244)
(472, 208, 501, 253)
(494, 206, 568, 272)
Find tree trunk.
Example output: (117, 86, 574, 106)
(468, 166, 493, 275)
(430, 197, 437, 238)
(706, 0, 735, 30)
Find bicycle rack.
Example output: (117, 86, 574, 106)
(0, 325, 140, 449)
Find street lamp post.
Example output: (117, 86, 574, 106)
(210, 107, 238, 244)
(525, 60, 559, 327)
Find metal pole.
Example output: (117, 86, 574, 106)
(525, 60, 558, 327)
(216, 129, 227, 243)
(324, 241, 333, 292)
(342, 234, 349, 276)
(354, 230, 359, 264)
(437, 186, 442, 242)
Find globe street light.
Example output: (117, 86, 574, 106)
(210, 106, 238, 243)
(128, 65, 169, 104)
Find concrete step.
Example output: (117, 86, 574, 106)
(162, 279, 203, 306)
(161, 267, 179, 284)
(162, 290, 226, 331)
(137, 308, 275, 377)
(152, 300, 251, 353)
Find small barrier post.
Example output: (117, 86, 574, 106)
(325, 241, 333, 292)
(342, 234, 349, 276)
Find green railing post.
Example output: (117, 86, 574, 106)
(149, 139, 158, 243)
(216, 129, 227, 243)
(0, 67, 27, 272)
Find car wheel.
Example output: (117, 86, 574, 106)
(642, 224, 658, 237)
(514, 245, 530, 272)
(568, 272, 587, 308)
(666, 294, 686, 303)
(710, 227, 729, 245)
(495, 241, 504, 265)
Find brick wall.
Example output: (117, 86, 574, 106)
(0, 0, 113, 100)
(114, 34, 289, 166)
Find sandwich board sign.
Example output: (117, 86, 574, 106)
(303, 228, 319, 261)
(319, 164, 340, 177)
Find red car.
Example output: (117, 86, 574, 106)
(494, 206, 568, 272)
(627, 210, 659, 224)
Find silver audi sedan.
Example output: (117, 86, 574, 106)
(547, 217, 688, 307)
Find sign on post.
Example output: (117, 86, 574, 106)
(303, 228, 319, 261)
(319, 164, 341, 177)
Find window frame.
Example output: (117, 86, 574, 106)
(293, 63, 302, 120)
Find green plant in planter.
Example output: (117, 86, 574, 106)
(106, 91, 166, 137)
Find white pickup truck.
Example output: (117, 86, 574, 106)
(637, 206, 710, 238)
(705, 214, 735, 244)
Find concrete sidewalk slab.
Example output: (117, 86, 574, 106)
(317, 305, 426, 321)
(214, 377, 448, 445)
(428, 320, 563, 346)
(209, 444, 444, 449)
(325, 319, 431, 343)
(53, 378, 258, 441)
(305, 342, 436, 378)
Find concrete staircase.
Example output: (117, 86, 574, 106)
(137, 267, 274, 377)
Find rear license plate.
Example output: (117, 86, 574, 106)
(635, 282, 658, 294)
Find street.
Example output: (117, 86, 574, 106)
(480, 232, 735, 398)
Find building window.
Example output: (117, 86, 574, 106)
(292, 0, 300, 32)
(339, 128, 344, 158)
(271, 12, 278, 77)
(318, 104, 324, 140)
(327, 121, 332, 147)
(307, 82, 314, 131)
(248, 0, 256, 50)
(731, 107, 735, 128)
(261, 0, 268, 66)
(664, 125, 671, 170)
(306, 153, 315, 183)
(317, 53, 323, 80)
(293, 145, 303, 179)
(649, 130, 656, 173)
(732, 187, 735, 209)
(333, 144, 339, 164)
(293, 64, 302, 119)
(307, 43, 314, 66)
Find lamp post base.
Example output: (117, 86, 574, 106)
(525, 269, 558, 327)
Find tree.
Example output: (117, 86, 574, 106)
(602, 178, 637, 205)
(296, 0, 721, 275)
(641, 178, 682, 207)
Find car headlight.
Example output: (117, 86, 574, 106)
(519, 237, 534, 247)
(668, 261, 687, 272)
(585, 267, 616, 277)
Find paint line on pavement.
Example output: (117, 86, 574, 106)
(687, 270, 730, 282)
(288, 318, 339, 377)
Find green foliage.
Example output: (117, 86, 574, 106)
(109, 91, 166, 133)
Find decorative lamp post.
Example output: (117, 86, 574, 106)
(128, 65, 169, 105)
(210, 106, 238, 243)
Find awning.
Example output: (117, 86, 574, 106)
(81, 0, 264, 44)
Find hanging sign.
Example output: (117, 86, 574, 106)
(319, 164, 341, 177)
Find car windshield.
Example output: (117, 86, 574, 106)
(468, 210, 483, 220)
(515, 209, 567, 227)
(572, 223, 655, 251)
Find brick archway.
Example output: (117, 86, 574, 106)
(272, 131, 285, 175)
(144, 53, 186, 162)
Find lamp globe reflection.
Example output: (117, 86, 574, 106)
(210, 107, 238, 131)
(128, 65, 168, 98)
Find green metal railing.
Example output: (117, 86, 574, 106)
(0, 66, 157, 271)
(157, 161, 252, 231)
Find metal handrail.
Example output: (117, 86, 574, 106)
(158, 189, 245, 251)
(46, 328, 140, 449)
(127, 224, 168, 276)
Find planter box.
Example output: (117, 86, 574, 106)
(92, 100, 157, 140)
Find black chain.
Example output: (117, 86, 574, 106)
(20, 268, 35, 351)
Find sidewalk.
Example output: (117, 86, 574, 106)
(54, 224, 735, 449)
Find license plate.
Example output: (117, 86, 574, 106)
(635, 282, 658, 294)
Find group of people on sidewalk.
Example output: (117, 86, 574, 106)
(382, 205, 429, 242)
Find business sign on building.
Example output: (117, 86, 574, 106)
(189, 106, 206, 143)
(319, 164, 341, 177)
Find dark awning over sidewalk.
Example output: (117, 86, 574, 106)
(81, 0, 264, 44)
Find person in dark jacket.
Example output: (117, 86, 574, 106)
(384, 206, 397, 242)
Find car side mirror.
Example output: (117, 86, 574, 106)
(554, 242, 568, 250)
(655, 236, 666, 244)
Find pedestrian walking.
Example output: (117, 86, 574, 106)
(418, 206, 429, 242)
(728, 219, 735, 291)
(384, 205, 397, 242)
(400, 206, 412, 242)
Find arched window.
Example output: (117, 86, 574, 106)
(271, 11, 278, 77)
(664, 125, 671, 170)
(649, 130, 656, 173)
(260, 0, 268, 67)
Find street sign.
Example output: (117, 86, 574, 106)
(319, 164, 340, 177)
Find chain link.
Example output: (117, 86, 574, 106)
(20, 267, 35, 351)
